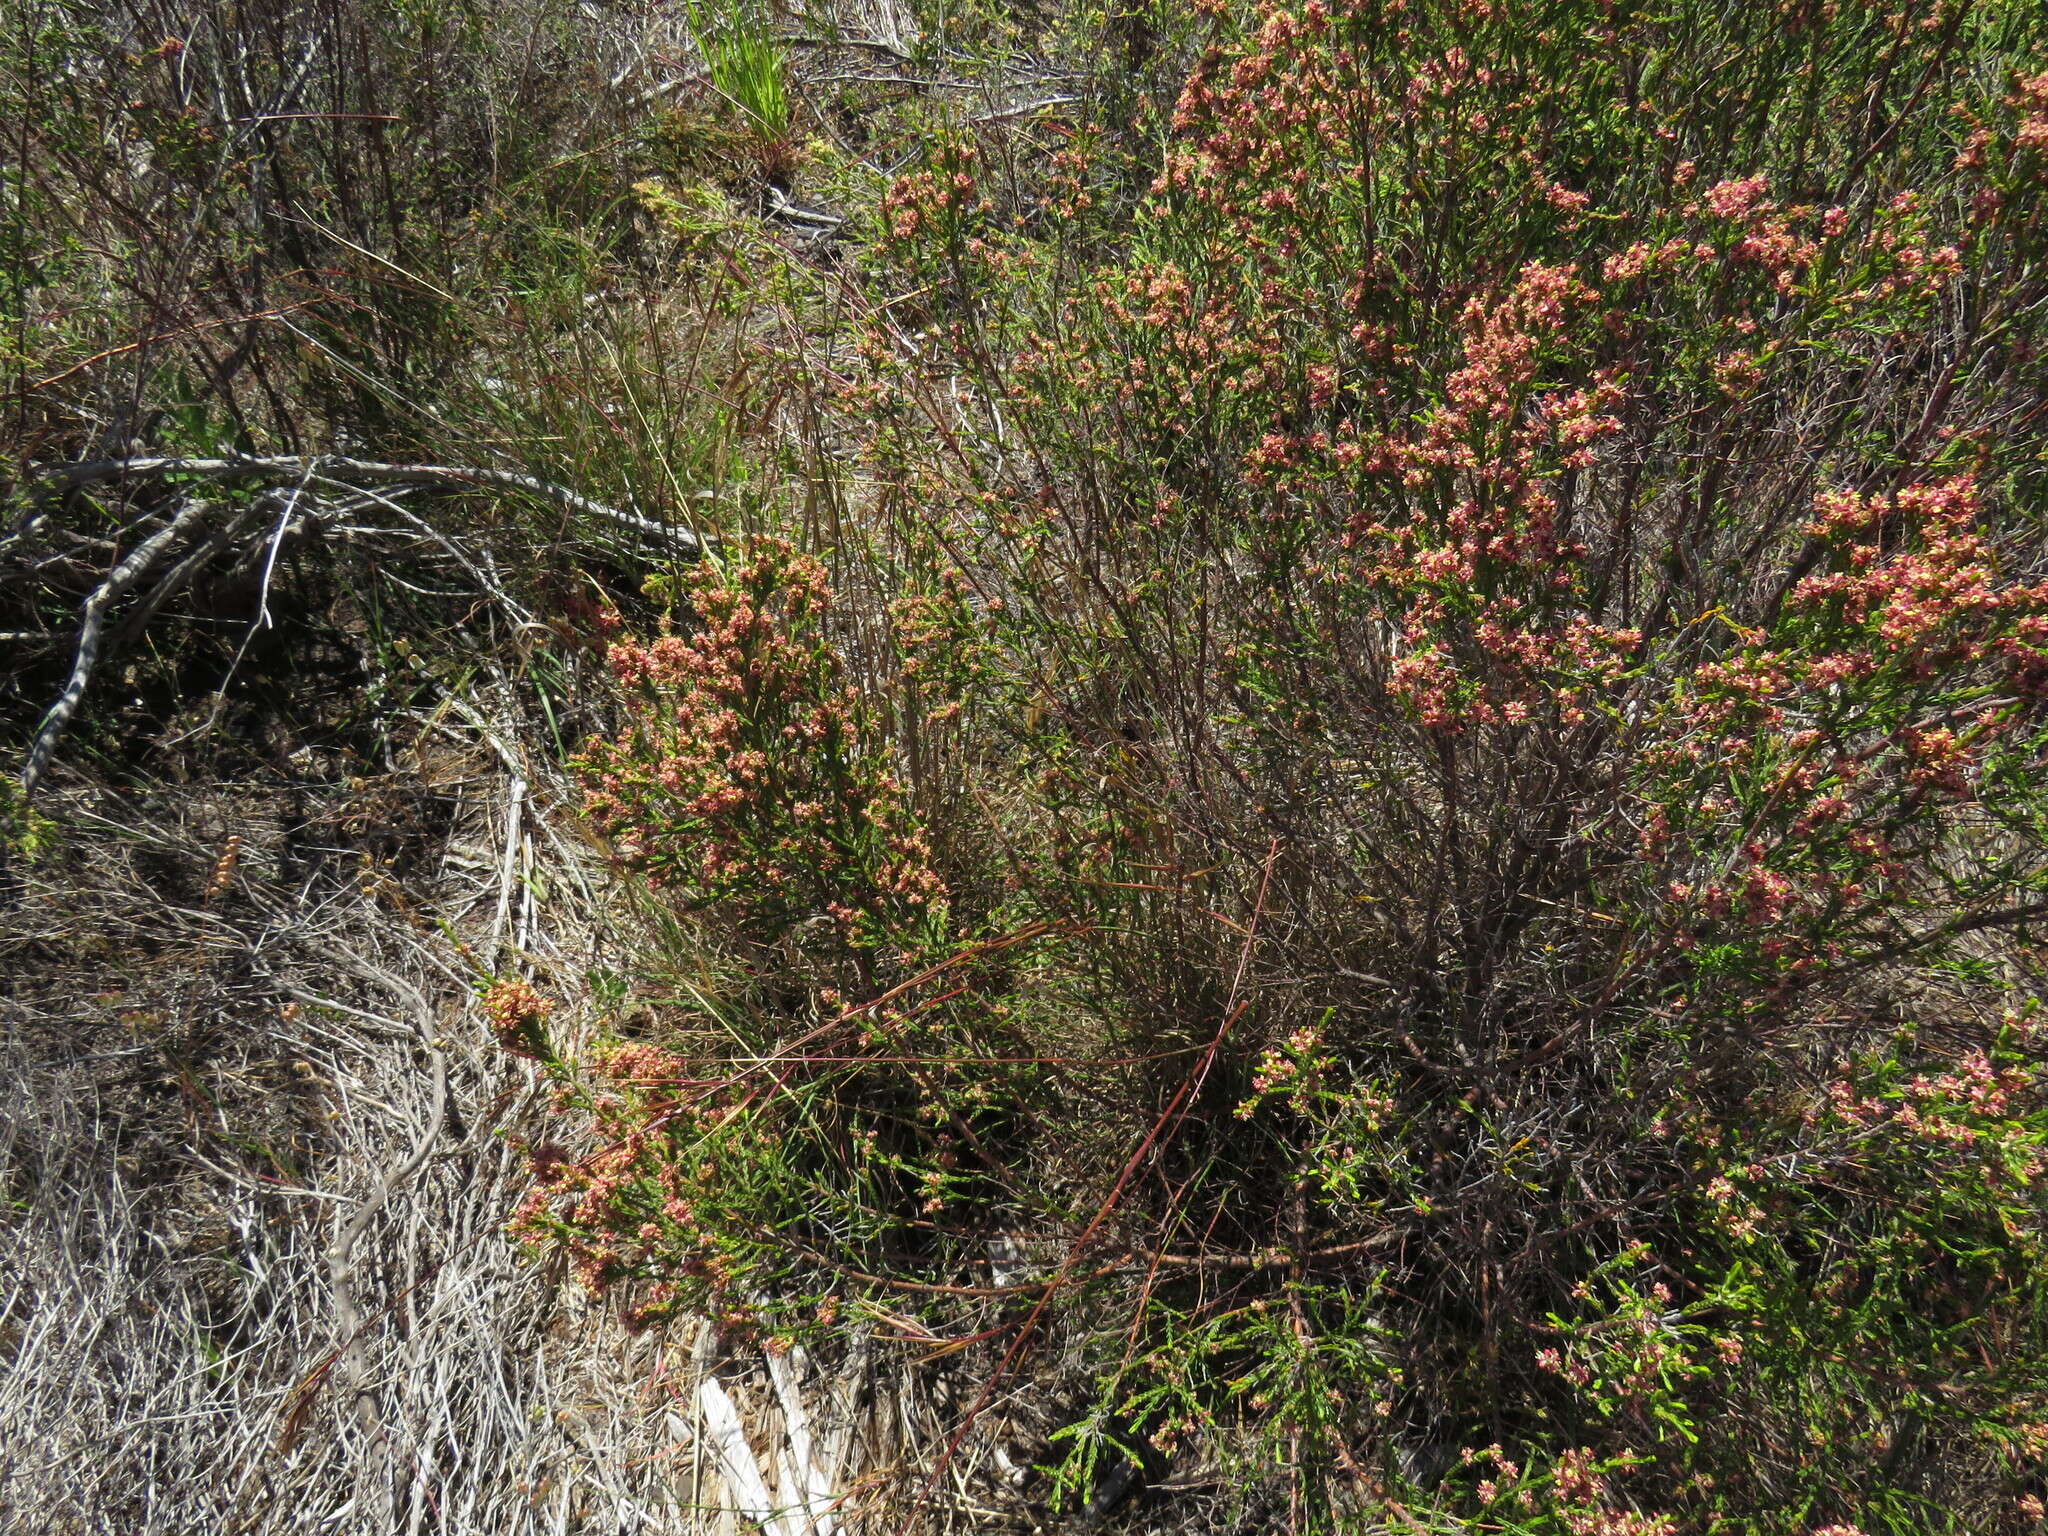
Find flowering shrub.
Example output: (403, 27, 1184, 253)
(523, 1, 2048, 1530)
(578, 542, 947, 967)
(517, 542, 1042, 1331)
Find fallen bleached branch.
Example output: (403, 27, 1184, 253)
(28, 453, 708, 556)
(765, 1344, 840, 1536)
(13, 453, 704, 795)
(697, 1369, 808, 1536)
(20, 499, 211, 797)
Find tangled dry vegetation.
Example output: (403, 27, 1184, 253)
(1, 0, 1069, 1528)
(0, 571, 1000, 1535)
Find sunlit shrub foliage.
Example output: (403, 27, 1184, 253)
(521, 2, 2048, 1530)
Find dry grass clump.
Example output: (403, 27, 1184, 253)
(0, 639, 1035, 1534)
(0, 738, 690, 1533)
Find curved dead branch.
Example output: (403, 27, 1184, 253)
(13, 453, 705, 797)
(26, 454, 710, 556)
(20, 499, 212, 798)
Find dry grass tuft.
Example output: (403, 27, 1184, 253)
(0, 738, 714, 1532)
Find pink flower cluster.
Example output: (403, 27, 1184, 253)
(1811, 1048, 2046, 1220)
(1790, 477, 2027, 661)
(481, 977, 553, 1060)
(880, 143, 984, 243)
(578, 541, 946, 950)
(1547, 1449, 1677, 1536)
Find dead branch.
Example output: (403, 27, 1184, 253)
(20, 499, 212, 797)
(27, 454, 710, 556)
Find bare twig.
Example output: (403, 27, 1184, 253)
(111, 505, 262, 649)
(970, 95, 1079, 124)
